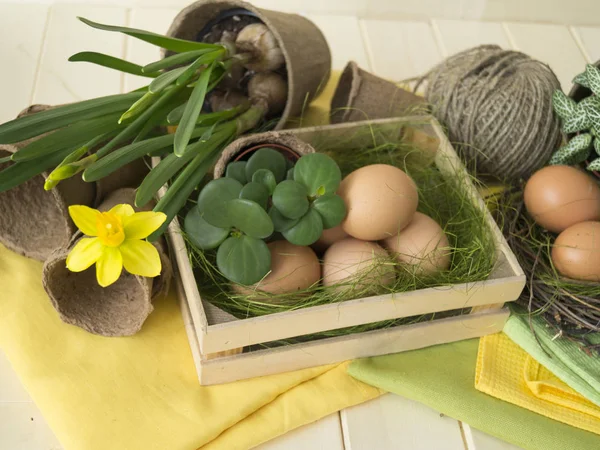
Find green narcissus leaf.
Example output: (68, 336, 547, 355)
(282, 208, 324, 246)
(595, 137, 600, 156)
(77, 17, 222, 53)
(573, 72, 590, 88)
(588, 157, 600, 172)
(562, 107, 590, 134)
(585, 64, 600, 96)
(69, 52, 160, 78)
(184, 206, 229, 250)
(293, 153, 342, 196)
(239, 182, 270, 210)
(143, 48, 214, 73)
(216, 235, 271, 285)
(197, 177, 244, 228)
(252, 168, 277, 194)
(221, 199, 274, 238)
(552, 90, 577, 120)
(272, 180, 309, 219)
(245, 148, 287, 183)
(286, 167, 294, 180)
(149, 66, 188, 94)
(269, 206, 300, 232)
(312, 194, 347, 229)
(225, 161, 247, 184)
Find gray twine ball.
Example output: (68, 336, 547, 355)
(423, 45, 562, 180)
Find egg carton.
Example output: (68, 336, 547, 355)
(162, 116, 526, 385)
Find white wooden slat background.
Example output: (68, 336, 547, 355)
(1, 1, 599, 449)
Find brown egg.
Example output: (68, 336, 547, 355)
(237, 240, 321, 295)
(322, 238, 396, 292)
(339, 164, 418, 241)
(311, 224, 349, 254)
(524, 165, 600, 233)
(382, 212, 451, 275)
(552, 221, 600, 281)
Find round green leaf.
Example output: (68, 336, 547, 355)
(272, 180, 309, 219)
(269, 206, 300, 232)
(225, 161, 247, 184)
(223, 199, 274, 238)
(293, 153, 341, 196)
(197, 178, 243, 228)
(245, 147, 287, 182)
(282, 208, 323, 246)
(286, 167, 294, 180)
(239, 182, 270, 209)
(252, 168, 277, 194)
(312, 194, 347, 229)
(217, 235, 271, 285)
(184, 206, 229, 250)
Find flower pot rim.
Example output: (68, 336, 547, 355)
(233, 142, 301, 162)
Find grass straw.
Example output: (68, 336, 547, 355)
(183, 121, 497, 341)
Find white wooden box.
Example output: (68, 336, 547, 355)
(164, 116, 526, 385)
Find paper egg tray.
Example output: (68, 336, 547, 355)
(161, 116, 526, 385)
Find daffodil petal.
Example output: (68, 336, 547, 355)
(108, 203, 135, 218)
(66, 237, 103, 272)
(120, 239, 162, 278)
(123, 212, 167, 240)
(96, 246, 123, 287)
(68, 205, 99, 236)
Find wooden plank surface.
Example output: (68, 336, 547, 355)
(503, 22, 587, 90)
(571, 26, 600, 63)
(360, 19, 442, 81)
(0, 4, 48, 122)
(342, 394, 466, 450)
(432, 19, 511, 57)
(257, 413, 345, 450)
(33, 4, 127, 105)
(463, 424, 523, 450)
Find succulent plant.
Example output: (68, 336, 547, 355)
(184, 148, 346, 284)
(550, 64, 600, 170)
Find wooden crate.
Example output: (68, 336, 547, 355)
(163, 116, 525, 385)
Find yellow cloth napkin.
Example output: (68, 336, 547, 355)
(476, 332, 600, 435)
(0, 72, 382, 450)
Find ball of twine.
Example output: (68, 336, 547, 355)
(423, 45, 562, 180)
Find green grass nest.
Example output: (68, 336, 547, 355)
(184, 122, 498, 340)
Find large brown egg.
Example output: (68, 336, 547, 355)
(311, 224, 349, 254)
(524, 165, 600, 233)
(552, 221, 600, 281)
(382, 212, 451, 276)
(237, 241, 320, 295)
(339, 164, 418, 241)
(322, 238, 396, 292)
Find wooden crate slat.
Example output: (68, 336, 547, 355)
(197, 309, 509, 385)
(341, 394, 467, 450)
(0, 4, 48, 123)
(34, 5, 127, 105)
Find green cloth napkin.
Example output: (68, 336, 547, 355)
(504, 312, 600, 408)
(348, 338, 600, 450)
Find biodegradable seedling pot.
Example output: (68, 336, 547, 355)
(213, 131, 315, 178)
(165, 0, 332, 129)
(330, 61, 426, 124)
(0, 105, 150, 261)
(233, 142, 300, 163)
(42, 188, 172, 337)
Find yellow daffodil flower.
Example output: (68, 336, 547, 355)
(66, 204, 167, 287)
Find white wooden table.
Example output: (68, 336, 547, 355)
(1, 1, 599, 448)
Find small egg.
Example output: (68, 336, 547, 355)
(322, 238, 395, 292)
(552, 221, 600, 281)
(311, 224, 349, 254)
(524, 165, 600, 233)
(236, 240, 320, 295)
(339, 164, 418, 241)
(382, 212, 451, 276)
